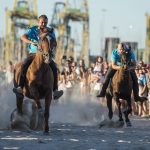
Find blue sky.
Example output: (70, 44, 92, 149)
(0, 0, 150, 55)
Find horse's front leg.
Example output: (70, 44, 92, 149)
(16, 95, 24, 114)
(124, 98, 132, 127)
(106, 93, 113, 119)
(30, 86, 42, 109)
(115, 95, 123, 122)
(44, 95, 52, 133)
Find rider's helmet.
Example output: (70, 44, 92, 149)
(122, 43, 131, 52)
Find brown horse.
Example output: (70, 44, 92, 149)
(106, 49, 133, 127)
(13, 35, 54, 133)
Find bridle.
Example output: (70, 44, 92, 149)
(120, 50, 131, 68)
(37, 35, 53, 63)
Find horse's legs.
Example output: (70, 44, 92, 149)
(123, 98, 132, 126)
(44, 95, 52, 133)
(115, 96, 123, 122)
(16, 95, 24, 114)
(35, 99, 42, 110)
(30, 86, 42, 109)
(106, 93, 113, 119)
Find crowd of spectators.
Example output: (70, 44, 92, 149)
(58, 55, 150, 118)
(0, 57, 150, 118)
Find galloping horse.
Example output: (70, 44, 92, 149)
(106, 49, 133, 127)
(13, 34, 54, 133)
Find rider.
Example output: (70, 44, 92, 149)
(13, 14, 63, 100)
(97, 42, 147, 102)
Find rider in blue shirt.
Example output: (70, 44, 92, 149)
(13, 14, 63, 100)
(111, 48, 135, 66)
(97, 42, 147, 102)
(26, 25, 56, 53)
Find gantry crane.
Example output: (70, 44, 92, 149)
(5, 0, 38, 65)
(50, 0, 89, 66)
(143, 13, 150, 63)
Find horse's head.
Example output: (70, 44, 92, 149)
(38, 33, 56, 64)
(120, 43, 131, 68)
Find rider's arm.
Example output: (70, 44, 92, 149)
(111, 59, 136, 70)
(111, 61, 121, 70)
(21, 34, 32, 44)
(111, 49, 121, 70)
(21, 34, 37, 46)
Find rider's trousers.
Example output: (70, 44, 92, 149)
(19, 54, 35, 88)
(49, 60, 58, 91)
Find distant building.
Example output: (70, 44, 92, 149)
(104, 37, 120, 61)
(137, 48, 145, 61)
(0, 37, 4, 64)
(143, 14, 150, 63)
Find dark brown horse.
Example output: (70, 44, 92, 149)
(13, 35, 54, 133)
(106, 49, 133, 127)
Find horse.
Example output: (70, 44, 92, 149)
(106, 49, 133, 127)
(13, 34, 54, 133)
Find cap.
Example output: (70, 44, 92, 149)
(123, 43, 131, 52)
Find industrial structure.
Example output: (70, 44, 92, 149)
(104, 37, 139, 62)
(143, 13, 150, 63)
(5, 0, 38, 65)
(104, 37, 120, 61)
(3, 1, 150, 67)
(50, 0, 89, 66)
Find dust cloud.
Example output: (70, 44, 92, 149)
(0, 77, 108, 129)
(50, 86, 108, 126)
(0, 81, 16, 129)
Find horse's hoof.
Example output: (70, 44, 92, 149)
(43, 131, 49, 135)
(99, 124, 104, 128)
(115, 120, 124, 128)
(119, 118, 124, 122)
(126, 121, 132, 127)
(108, 112, 113, 119)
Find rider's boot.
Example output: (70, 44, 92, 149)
(97, 85, 107, 97)
(52, 70, 63, 100)
(13, 75, 25, 95)
(52, 72, 63, 100)
(97, 68, 116, 97)
(53, 90, 63, 100)
(50, 60, 63, 100)
(131, 71, 148, 102)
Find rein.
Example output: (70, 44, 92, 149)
(37, 36, 52, 63)
(120, 51, 131, 69)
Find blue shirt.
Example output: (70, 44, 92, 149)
(25, 25, 56, 53)
(111, 48, 135, 66)
(138, 74, 147, 86)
